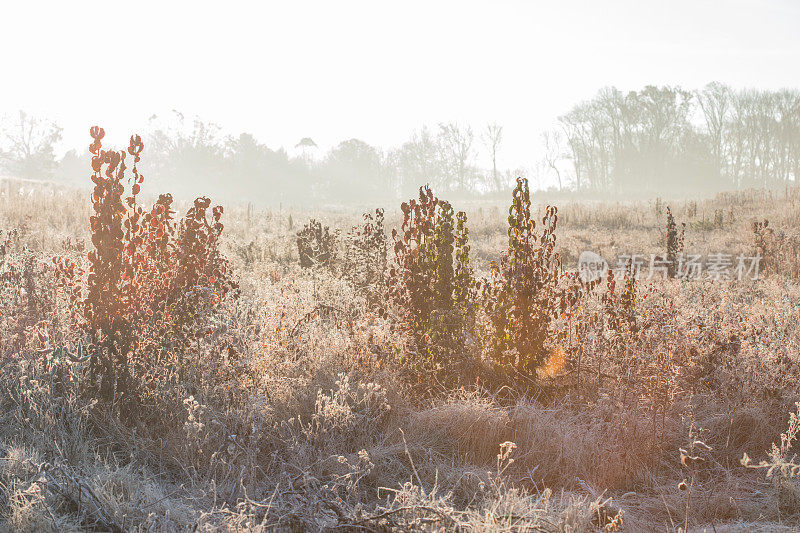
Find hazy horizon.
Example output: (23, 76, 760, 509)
(2, 0, 800, 180)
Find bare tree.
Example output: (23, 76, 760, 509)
(391, 126, 444, 196)
(559, 85, 694, 193)
(696, 82, 730, 179)
(774, 89, 800, 186)
(0, 111, 62, 180)
(541, 130, 564, 190)
(437, 122, 474, 192)
(481, 123, 503, 191)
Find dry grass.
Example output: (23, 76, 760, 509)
(1, 181, 800, 531)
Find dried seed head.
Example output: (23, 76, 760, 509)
(693, 440, 712, 451)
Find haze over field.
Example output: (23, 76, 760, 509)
(2, 0, 800, 202)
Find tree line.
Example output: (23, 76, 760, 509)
(557, 83, 800, 194)
(2, 83, 799, 203)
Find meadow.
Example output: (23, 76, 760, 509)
(1, 132, 800, 531)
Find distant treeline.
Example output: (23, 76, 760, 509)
(557, 83, 800, 194)
(132, 116, 518, 204)
(2, 83, 799, 204)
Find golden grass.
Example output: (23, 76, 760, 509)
(1, 183, 800, 530)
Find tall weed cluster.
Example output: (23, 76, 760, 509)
(384, 178, 591, 387)
(753, 218, 800, 278)
(296, 218, 336, 269)
(666, 206, 685, 278)
(388, 186, 474, 377)
(55, 127, 237, 414)
(481, 178, 567, 375)
(342, 209, 388, 310)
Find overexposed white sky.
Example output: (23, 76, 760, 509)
(1, 0, 799, 170)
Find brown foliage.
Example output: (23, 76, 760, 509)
(54, 127, 237, 412)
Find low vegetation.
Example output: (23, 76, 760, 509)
(0, 129, 799, 531)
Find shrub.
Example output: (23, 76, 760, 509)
(343, 208, 388, 310)
(55, 127, 236, 413)
(481, 177, 567, 376)
(753, 219, 771, 270)
(453, 211, 474, 322)
(666, 206, 685, 278)
(388, 186, 474, 376)
(297, 219, 336, 269)
(753, 218, 800, 278)
(2, 252, 59, 355)
(602, 265, 638, 339)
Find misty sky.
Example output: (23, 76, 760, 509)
(2, 0, 799, 171)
